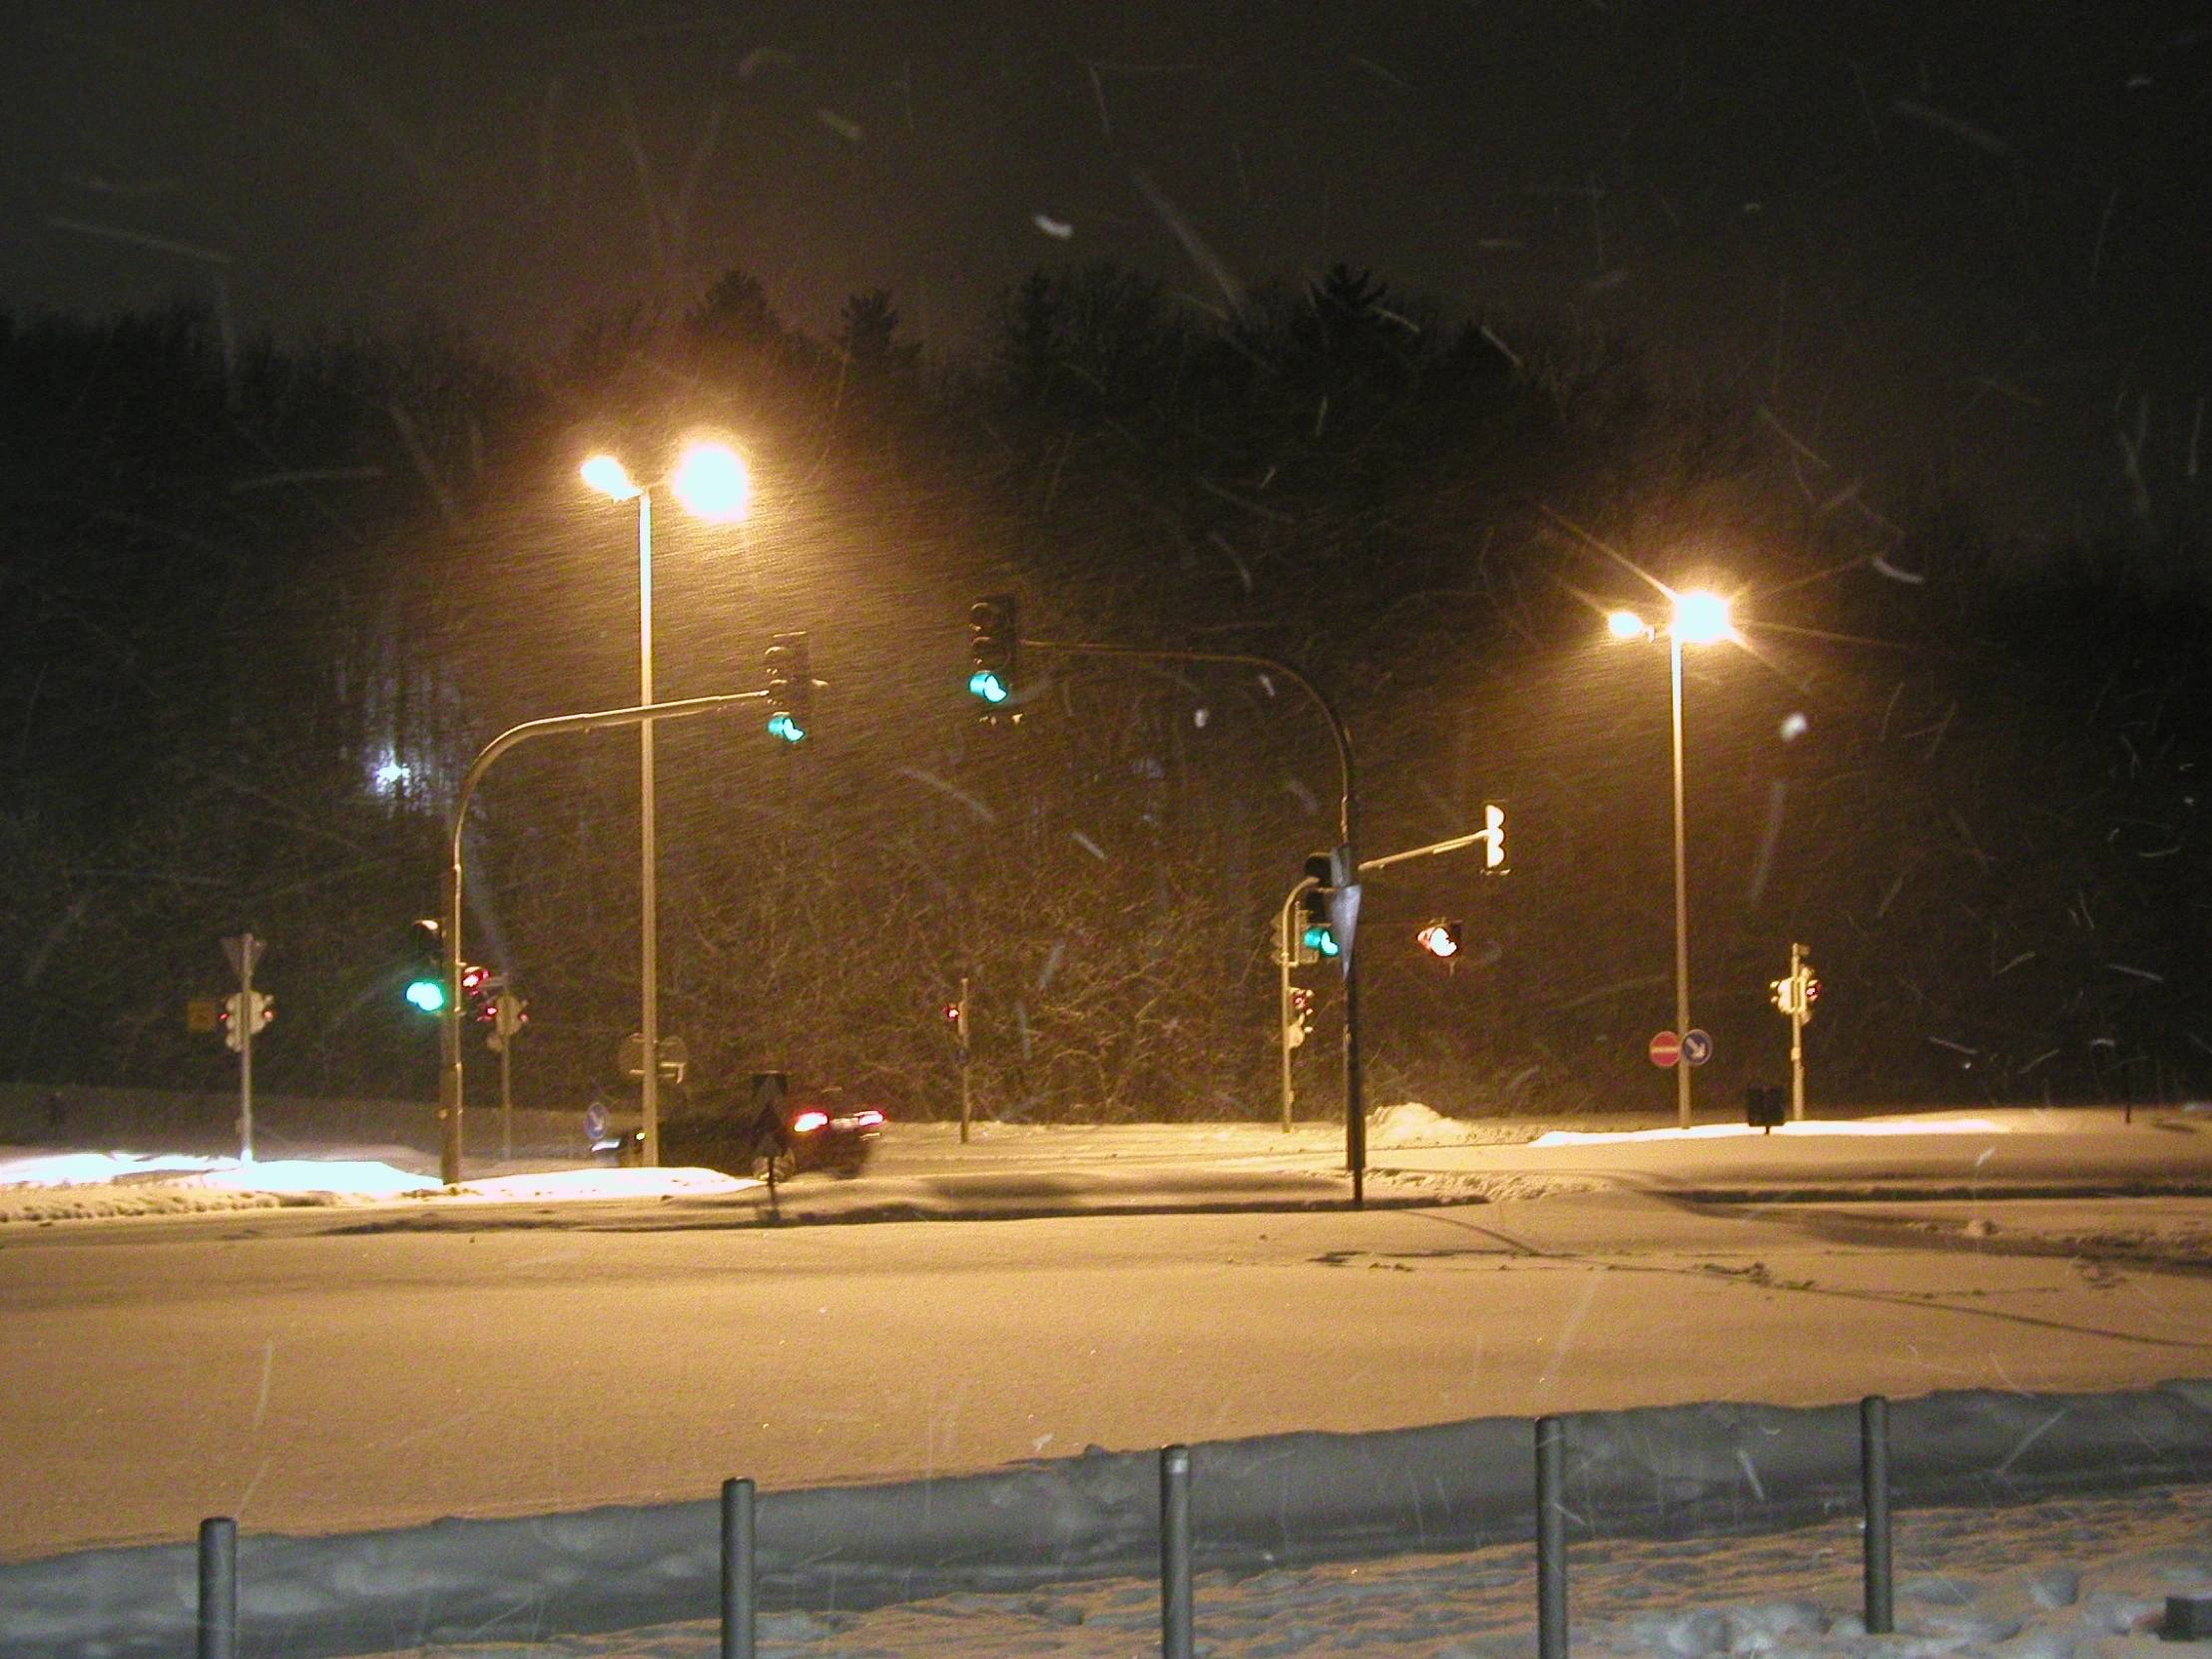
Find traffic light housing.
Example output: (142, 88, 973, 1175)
(459, 963, 505, 1024)
(764, 631, 812, 743)
(1771, 966, 1820, 1019)
(1299, 851, 1339, 959)
(1481, 803, 1507, 873)
(1415, 919, 1463, 959)
(222, 991, 274, 1050)
(403, 918, 446, 1013)
(968, 594, 1019, 706)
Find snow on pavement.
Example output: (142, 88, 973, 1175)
(335, 1481, 2212, 1659)
(1527, 1120, 2010, 1147)
(0, 1151, 751, 1222)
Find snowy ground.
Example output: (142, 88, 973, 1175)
(0, 1150, 753, 1222)
(335, 1483, 2212, 1659)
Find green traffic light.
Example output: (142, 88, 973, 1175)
(968, 669, 1008, 704)
(1302, 925, 1340, 958)
(404, 978, 447, 1013)
(767, 713, 807, 743)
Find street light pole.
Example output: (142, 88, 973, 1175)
(636, 487, 661, 1168)
(585, 443, 754, 1165)
(1669, 626, 1693, 1130)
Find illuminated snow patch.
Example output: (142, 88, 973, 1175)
(1529, 1118, 2009, 1147)
(198, 1160, 442, 1196)
(0, 1150, 228, 1188)
(449, 1168, 756, 1200)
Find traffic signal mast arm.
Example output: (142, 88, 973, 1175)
(1357, 810, 1506, 876)
(437, 690, 766, 1186)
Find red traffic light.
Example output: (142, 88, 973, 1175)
(1415, 920, 1463, 959)
(942, 1002, 962, 1022)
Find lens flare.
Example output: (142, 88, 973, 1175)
(671, 442, 751, 521)
(580, 454, 640, 500)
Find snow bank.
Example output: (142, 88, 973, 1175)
(6, 1381, 2212, 1659)
(1528, 1119, 2010, 1146)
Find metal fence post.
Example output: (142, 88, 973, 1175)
(1160, 1443, 1194, 1659)
(198, 1515, 238, 1659)
(722, 1477, 756, 1659)
(1862, 1394, 1893, 1634)
(1536, 1417, 1567, 1659)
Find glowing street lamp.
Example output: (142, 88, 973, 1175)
(1609, 585, 1736, 1129)
(582, 438, 754, 1167)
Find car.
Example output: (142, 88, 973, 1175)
(617, 1087, 883, 1181)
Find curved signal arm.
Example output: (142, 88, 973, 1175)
(1023, 639, 1369, 1203)
(438, 691, 765, 1185)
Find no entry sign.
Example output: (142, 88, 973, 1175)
(1648, 1030, 1681, 1068)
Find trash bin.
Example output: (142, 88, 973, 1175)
(1746, 1084, 1786, 1131)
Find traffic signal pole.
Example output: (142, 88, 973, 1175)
(1020, 640, 1366, 1203)
(1277, 874, 1319, 1131)
(1790, 940, 1807, 1122)
(439, 690, 766, 1186)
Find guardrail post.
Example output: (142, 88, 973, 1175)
(198, 1515, 238, 1659)
(1536, 1417, 1567, 1659)
(1160, 1443, 1194, 1659)
(722, 1476, 756, 1659)
(1862, 1394, 1893, 1634)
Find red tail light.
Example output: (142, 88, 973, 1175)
(791, 1109, 830, 1134)
(852, 1110, 884, 1127)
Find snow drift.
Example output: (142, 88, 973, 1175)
(5, 1380, 2211, 1658)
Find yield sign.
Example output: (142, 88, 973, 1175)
(1648, 1029, 1681, 1068)
(221, 932, 263, 978)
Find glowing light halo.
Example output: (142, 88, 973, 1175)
(1673, 589, 1734, 644)
(670, 441, 752, 521)
(580, 453, 641, 500)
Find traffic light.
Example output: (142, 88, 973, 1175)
(459, 963, 505, 1024)
(764, 631, 812, 743)
(403, 918, 446, 1013)
(1299, 851, 1339, 959)
(1287, 984, 1316, 1049)
(486, 991, 530, 1053)
(223, 991, 274, 1051)
(1481, 803, 1507, 873)
(1415, 919, 1463, 959)
(968, 594, 1019, 706)
(1771, 967, 1819, 1019)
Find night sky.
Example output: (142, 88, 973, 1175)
(5, 2, 2209, 538)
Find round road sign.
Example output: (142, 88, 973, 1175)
(1681, 1028, 1714, 1066)
(1647, 1030, 1681, 1067)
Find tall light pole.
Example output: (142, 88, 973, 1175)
(582, 442, 751, 1165)
(1609, 590, 1732, 1129)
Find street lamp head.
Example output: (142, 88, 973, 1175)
(671, 441, 752, 522)
(1606, 609, 1651, 641)
(1673, 589, 1733, 645)
(580, 453, 642, 501)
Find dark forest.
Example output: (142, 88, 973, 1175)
(4, 263, 2206, 1124)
